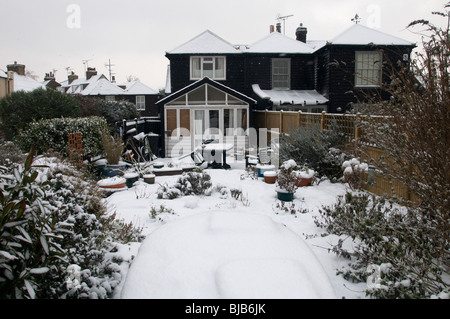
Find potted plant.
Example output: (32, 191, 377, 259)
(275, 160, 299, 201)
(263, 171, 277, 184)
(294, 166, 315, 187)
(101, 132, 126, 177)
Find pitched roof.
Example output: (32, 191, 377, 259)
(157, 77, 256, 105)
(12, 73, 46, 92)
(330, 24, 415, 46)
(168, 30, 240, 54)
(123, 80, 159, 95)
(247, 31, 315, 54)
(81, 78, 125, 96)
(0, 70, 7, 79)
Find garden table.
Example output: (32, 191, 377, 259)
(201, 143, 233, 169)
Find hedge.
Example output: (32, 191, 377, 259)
(16, 116, 109, 158)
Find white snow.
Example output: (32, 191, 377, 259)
(330, 24, 415, 46)
(105, 159, 369, 299)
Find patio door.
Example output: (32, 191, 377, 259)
(193, 109, 221, 148)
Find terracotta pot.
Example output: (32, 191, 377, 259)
(263, 171, 277, 184)
(97, 177, 126, 189)
(295, 177, 313, 187)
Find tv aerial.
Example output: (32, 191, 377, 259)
(276, 14, 294, 34)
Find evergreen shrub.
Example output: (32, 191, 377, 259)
(16, 116, 109, 158)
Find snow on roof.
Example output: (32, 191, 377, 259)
(330, 24, 415, 46)
(168, 30, 240, 54)
(12, 73, 46, 92)
(252, 84, 328, 106)
(81, 78, 125, 96)
(123, 80, 158, 95)
(0, 70, 7, 79)
(247, 32, 316, 54)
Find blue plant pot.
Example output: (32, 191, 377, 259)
(102, 164, 127, 177)
(276, 190, 294, 202)
(125, 173, 139, 188)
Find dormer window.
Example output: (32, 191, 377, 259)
(190, 56, 226, 80)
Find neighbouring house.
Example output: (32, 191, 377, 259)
(60, 67, 161, 117)
(0, 69, 9, 98)
(158, 22, 415, 157)
(5, 62, 46, 93)
(41, 71, 61, 90)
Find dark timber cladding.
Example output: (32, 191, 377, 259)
(318, 44, 415, 113)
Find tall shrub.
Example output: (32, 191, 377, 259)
(0, 88, 81, 140)
(16, 116, 109, 158)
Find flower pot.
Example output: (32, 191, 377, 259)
(295, 177, 313, 187)
(97, 177, 126, 189)
(256, 164, 275, 178)
(102, 163, 127, 177)
(275, 189, 294, 202)
(143, 174, 155, 184)
(263, 171, 277, 184)
(124, 173, 139, 188)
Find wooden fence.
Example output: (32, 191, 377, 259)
(252, 110, 420, 203)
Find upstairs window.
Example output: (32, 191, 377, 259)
(136, 96, 146, 110)
(272, 58, 291, 89)
(355, 51, 383, 87)
(190, 56, 226, 80)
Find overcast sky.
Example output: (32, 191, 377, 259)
(0, 0, 447, 90)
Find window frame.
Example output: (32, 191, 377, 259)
(136, 95, 146, 111)
(355, 51, 383, 88)
(190, 56, 226, 81)
(272, 58, 291, 90)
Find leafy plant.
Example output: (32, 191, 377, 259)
(101, 132, 124, 165)
(276, 160, 299, 193)
(314, 192, 449, 299)
(279, 124, 347, 182)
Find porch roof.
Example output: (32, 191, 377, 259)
(157, 77, 256, 105)
(252, 84, 328, 106)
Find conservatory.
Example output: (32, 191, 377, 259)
(158, 78, 255, 158)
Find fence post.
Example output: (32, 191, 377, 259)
(298, 110, 302, 129)
(320, 111, 326, 131)
(354, 112, 361, 149)
(279, 110, 283, 134)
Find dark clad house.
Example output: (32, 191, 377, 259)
(158, 23, 415, 157)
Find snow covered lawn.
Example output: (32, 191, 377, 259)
(106, 159, 368, 299)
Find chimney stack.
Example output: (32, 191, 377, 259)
(68, 71, 79, 84)
(296, 23, 307, 43)
(270, 25, 275, 33)
(276, 23, 282, 33)
(7, 61, 25, 76)
(44, 72, 55, 81)
(86, 67, 98, 80)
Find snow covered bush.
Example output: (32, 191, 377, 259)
(279, 124, 347, 182)
(97, 100, 140, 132)
(157, 170, 212, 199)
(16, 116, 109, 158)
(0, 151, 141, 298)
(342, 158, 369, 190)
(315, 192, 449, 299)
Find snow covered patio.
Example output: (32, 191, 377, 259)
(106, 159, 369, 299)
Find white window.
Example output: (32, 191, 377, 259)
(105, 95, 115, 102)
(190, 56, 226, 80)
(136, 96, 146, 110)
(355, 51, 383, 87)
(272, 58, 291, 89)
